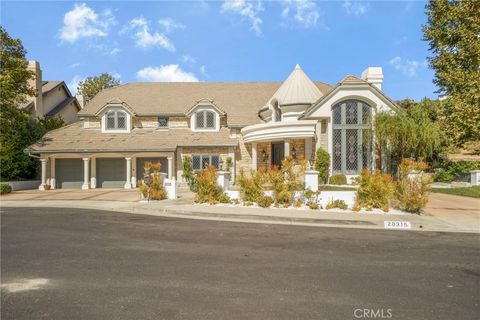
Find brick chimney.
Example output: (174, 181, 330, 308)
(361, 67, 383, 91)
(27, 60, 44, 117)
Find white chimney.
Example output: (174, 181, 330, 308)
(27, 60, 44, 117)
(361, 67, 383, 90)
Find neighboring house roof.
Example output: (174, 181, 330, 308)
(26, 122, 237, 154)
(79, 81, 333, 126)
(268, 64, 324, 106)
(41, 81, 64, 96)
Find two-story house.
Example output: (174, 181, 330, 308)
(19, 60, 82, 123)
(27, 64, 398, 190)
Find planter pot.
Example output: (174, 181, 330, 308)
(43, 184, 51, 190)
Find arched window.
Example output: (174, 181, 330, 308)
(195, 110, 216, 129)
(105, 110, 127, 131)
(332, 100, 372, 174)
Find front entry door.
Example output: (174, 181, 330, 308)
(271, 142, 285, 168)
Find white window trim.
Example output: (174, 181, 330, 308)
(192, 154, 221, 171)
(190, 106, 220, 132)
(101, 107, 131, 133)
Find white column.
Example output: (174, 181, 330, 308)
(82, 157, 90, 190)
(90, 157, 96, 188)
(131, 157, 137, 188)
(285, 140, 291, 157)
(305, 138, 313, 161)
(39, 158, 48, 190)
(251, 143, 258, 170)
(50, 158, 56, 189)
(124, 157, 132, 189)
(228, 146, 235, 184)
(176, 148, 183, 182)
(167, 156, 173, 179)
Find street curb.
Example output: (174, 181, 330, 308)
(1, 201, 478, 234)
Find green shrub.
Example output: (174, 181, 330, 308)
(329, 174, 347, 185)
(307, 201, 319, 210)
(237, 169, 265, 202)
(437, 160, 480, 181)
(433, 170, 453, 183)
(356, 169, 395, 210)
(293, 200, 303, 208)
(326, 199, 348, 210)
(244, 201, 254, 206)
(0, 183, 12, 195)
(276, 189, 293, 207)
(257, 195, 273, 208)
(195, 166, 219, 203)
(216, 192, 231, 204)
(314, 148, 330, 184)
(139, 161, 167, 200)
(393, 158, 432, 214)
(182, 156, 196, 191)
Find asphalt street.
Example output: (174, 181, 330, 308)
(1, 207, 479, 320)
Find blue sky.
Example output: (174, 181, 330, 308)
(2, 0, 437, 100)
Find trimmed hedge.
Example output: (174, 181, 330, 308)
(329, 174, 347, 185)
(0, 183, 12, 195)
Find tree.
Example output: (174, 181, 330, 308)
(423, 0, 480, 146)
(314, 148, 330, 184)
(375, 103, 445, 173)
(77, 73, 120, 102)
(0, 27, 65, 181)
(0, 27, 36, 180)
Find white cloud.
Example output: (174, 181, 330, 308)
(108, 47, 120, 56)
(67, 62, 80, 69)
(136, 65, 199, 82)
(281, 0, 324, 29)
(200, 65, 207, 76)
(342, 1, 369, 16)
(67, 75, 84, 95)
(158, 18, 185, 33)
(60, 3, 115, 43)
(127, 17, 175, 51)
(222, 0, 263, 36)
(182, 54, 197, 65)
(389, 56, 427, 77)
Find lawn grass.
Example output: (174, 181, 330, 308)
(430, 186, 480, 198)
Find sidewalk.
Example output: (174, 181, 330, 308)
(2, 198, 479, 234)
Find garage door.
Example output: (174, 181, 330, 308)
(56, 158, 83, 189)
(96, 158, 126, 188)
(136, 157, 168, 178)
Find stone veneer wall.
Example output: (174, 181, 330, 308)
(236, 134, 252, 174)
(134, 116, 158, 128)
(169, 116, 189, 128)
(84, 118, 101, 128)
(257, 142, 271, 168)
(291, 139, 306, 161)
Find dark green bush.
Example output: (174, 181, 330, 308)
(0, 183, 12, 195)
(329, 174, 347, 185)
(433, 170, 453, 183)
(437, 160, 480, 181)
(314, 148, 330, 184)
(257, 195, 273, 208)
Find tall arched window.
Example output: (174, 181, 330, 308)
(332, 100, 372, 174)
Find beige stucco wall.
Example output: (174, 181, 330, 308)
(56, 101, 79, 123)
(43, 86, 69, 115)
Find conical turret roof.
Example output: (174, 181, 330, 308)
(269, 64, 323, 105)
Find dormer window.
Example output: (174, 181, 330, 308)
(195, 110, 216, 129)
(106, 110, 127, 130)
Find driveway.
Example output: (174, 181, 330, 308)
(1, 187, 195, 204)
(1, 207, 478, 320)
(425, 193, 480, 217)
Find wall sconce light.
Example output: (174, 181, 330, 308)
(261, 149, 268, 162)
(291, 146, 297, 159)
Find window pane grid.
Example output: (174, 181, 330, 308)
(191, 154, 221, 170)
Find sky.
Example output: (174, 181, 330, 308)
(2, 0, 438, 101)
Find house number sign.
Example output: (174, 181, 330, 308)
(384, 221, 411, 229)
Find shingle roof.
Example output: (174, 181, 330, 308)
(41, 81, 64, 96)
(79, 81, 332, 126)
(26, 122, 237, 154)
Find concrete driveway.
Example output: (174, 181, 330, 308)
(1, 188, 195, 204)
(425, 193, 480, 217)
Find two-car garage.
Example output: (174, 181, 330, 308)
(54, 157, 168, 189)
